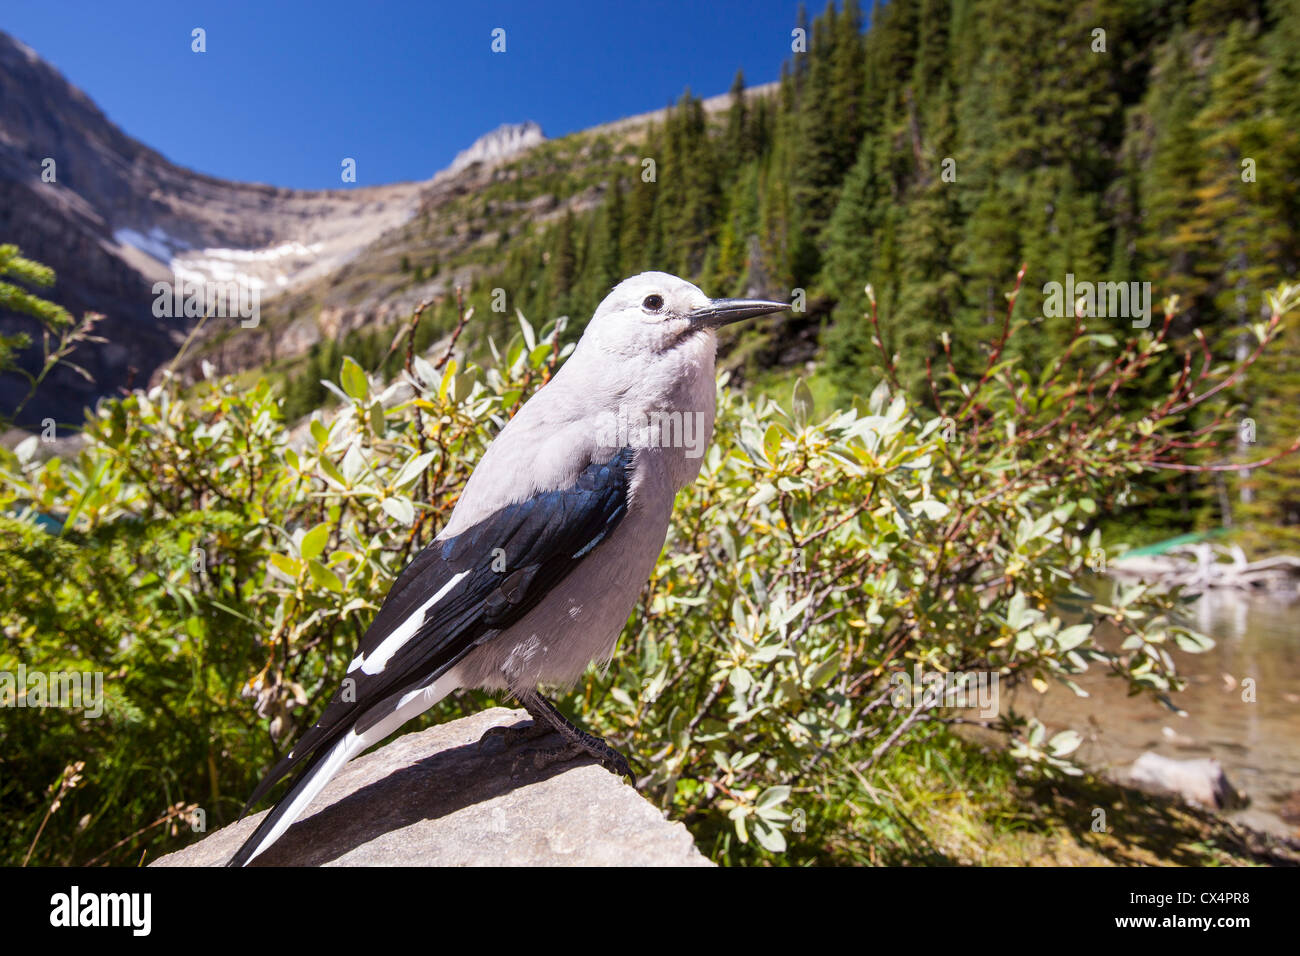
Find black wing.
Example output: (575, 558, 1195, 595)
(241, 446, 635, 811)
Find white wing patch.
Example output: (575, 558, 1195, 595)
(357, 571, 470, 676)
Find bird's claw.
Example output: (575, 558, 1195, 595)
(523, 740, 636, 786)
(601, 752, 636, 787)
(574, 737, 637, 786)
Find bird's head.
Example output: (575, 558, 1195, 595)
(577, 272, 788, 358)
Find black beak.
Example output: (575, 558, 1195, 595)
(689, 297, 788, 330)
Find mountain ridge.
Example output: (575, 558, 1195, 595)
(0, 28, 768, 425)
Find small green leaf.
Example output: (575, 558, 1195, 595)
(300, 523, 330, 561)
(340, 357, 368, 400)
(318, 456, 347, 488)
(791, 378, 814, 426)
(269, 554, 302, 580)
(529, 343, 552, 367)
(609, 687, 635, 709)
(307, 558, 344, 593)
(1007, 591, 1026, 630)
(392, 451, 436, 490)
(382, 496, 415, 525)
(1173, 629, 1215, 653)
(746, 482, 778, 509)
(517, 310, 537, 351)
(730, 666, 752, 694)
(1048, 729, 1083, 757)
(752, 819, 787, 853)
(916, 499, 949, 520)
(1055, 623, 1093, 651)
(439, 359, 459, 403)
(763, 423, 783, 464)
(809, 656, 840, 688)
(341, 444, 368, 483)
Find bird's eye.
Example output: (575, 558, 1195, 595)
(642, 294, 664, 312)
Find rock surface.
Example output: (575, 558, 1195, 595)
(152, 707, 711, 867)
(447, 121, 545, 175)
(1125, 751, 1247, 810)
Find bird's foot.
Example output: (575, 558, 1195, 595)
(528, 736, 636, 785)
(477, 718, 554, 752)
(515, 689, 637, 785)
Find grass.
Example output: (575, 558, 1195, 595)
(710, 727, 1299, 867)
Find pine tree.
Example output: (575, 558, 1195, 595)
(622, 131, 658, 273)
(1193, 23, 1291, 326)
(548, 210, 578, 318)
(1138, 32, 1212, 320)
(893, 83, 966, 389)
(822, 128, 891, 396)
(790, 1, 846, 270)
(725, 69, 751, 162)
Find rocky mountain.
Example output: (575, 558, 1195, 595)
(177, 83, 774, 390)
(1, 28, 771, 427)
(447, 122, 545, 176)
(0, 31, 522, 426)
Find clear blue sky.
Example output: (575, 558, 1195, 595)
(4, 0, 823, 190)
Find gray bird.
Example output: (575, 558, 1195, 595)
(229, 272, 787, 865)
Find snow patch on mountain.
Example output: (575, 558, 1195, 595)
(114, 226, 191, 263)
(172, 242, 328, 291)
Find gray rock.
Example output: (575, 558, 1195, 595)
(446, 122, 545, 176)
(1126, 751, 1247, 810)
(151, 707, 711, 867)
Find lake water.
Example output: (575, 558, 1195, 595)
(1015, 586, 1300, 836)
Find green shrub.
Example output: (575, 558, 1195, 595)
(2, 268, 1295, 865)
